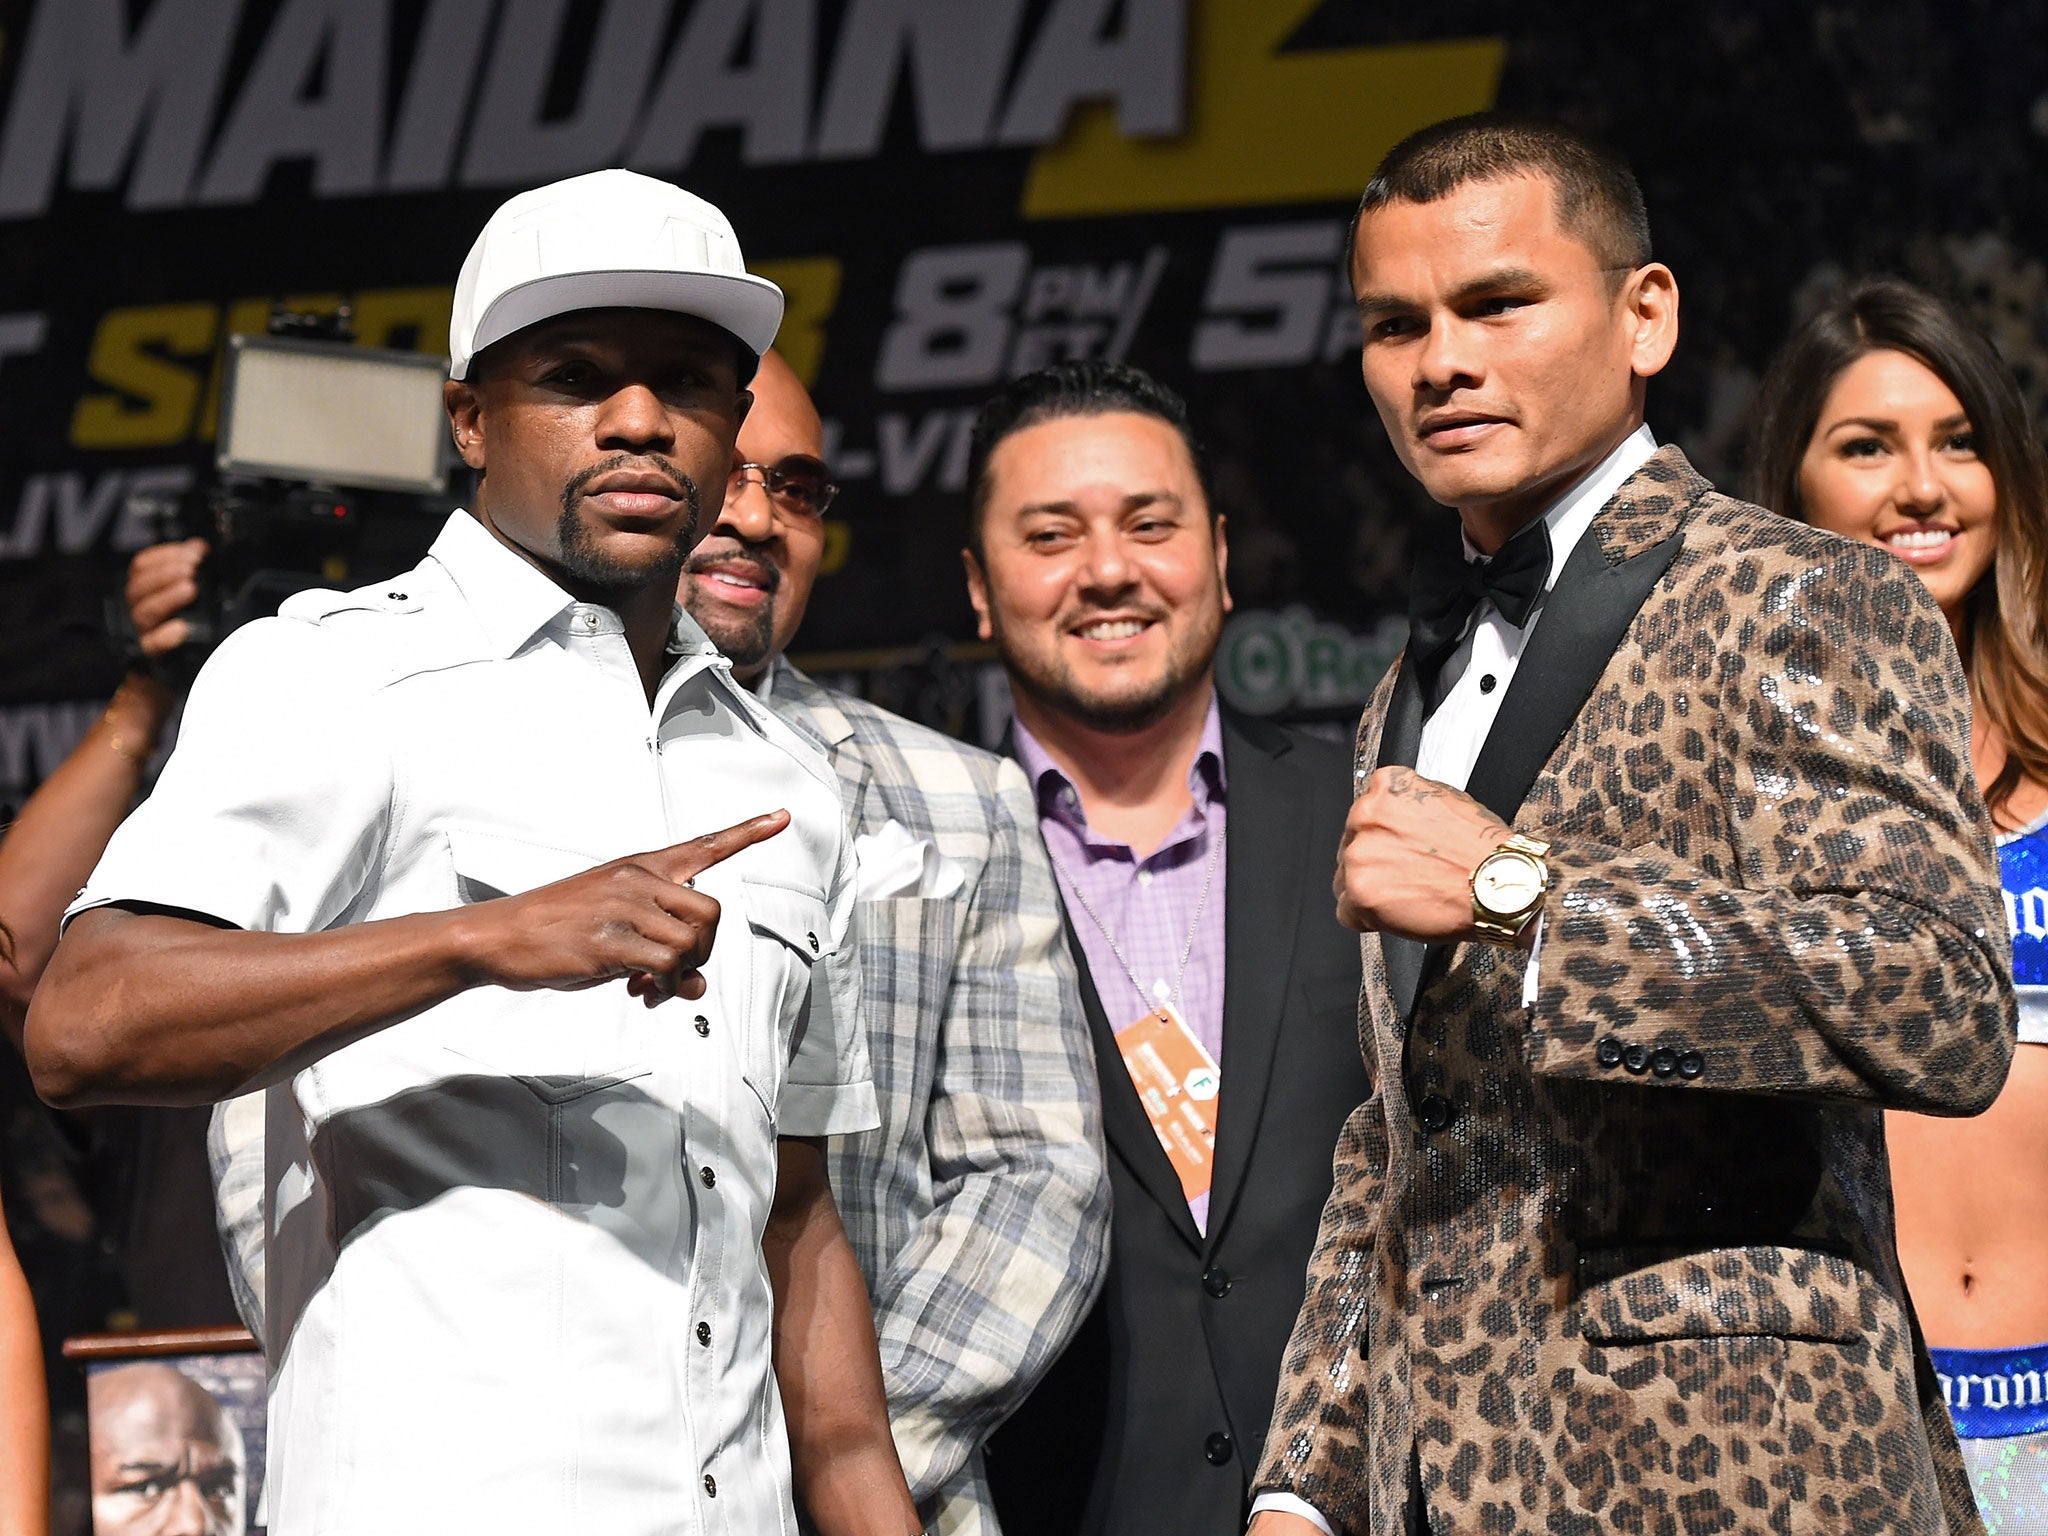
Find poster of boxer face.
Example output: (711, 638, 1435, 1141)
(86, 1353, 267, 1536)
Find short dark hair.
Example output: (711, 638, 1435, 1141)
(1346, 113, 1652, 286)
(964, 360, 1211, 558)
(1748, 277, 2048, 826)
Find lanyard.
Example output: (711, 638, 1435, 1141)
(1049, 819, 1224, 1024)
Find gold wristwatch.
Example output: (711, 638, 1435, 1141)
(1470, 831, 1551, 945)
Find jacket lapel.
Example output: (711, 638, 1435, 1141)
(1064, 909, 1206, 1252)
(1385, 445, 1704, 1021)
(1000, 721, 1205, 1252)
(774, 660, 876, 819)
(1203, 712, 1306, 1255)
(1374, 661, 1430, 1022)
(1461, 448, 1700, 823)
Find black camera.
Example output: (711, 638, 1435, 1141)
(115, 303, 452, 686)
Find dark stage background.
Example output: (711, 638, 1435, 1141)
(3, 1, 2043, 791)
(2, 0, 2046, 1527)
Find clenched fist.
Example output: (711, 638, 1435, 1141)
(1336, 767, 1517, 944)
(460, 811, 790, 1004)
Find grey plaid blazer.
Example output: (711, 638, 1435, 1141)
(770, 661, 1110, 1536)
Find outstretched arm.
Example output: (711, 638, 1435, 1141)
(766, 1137, 921, 1536)
(0, 539, 203, 1049)
(29, 814, 787, 1107)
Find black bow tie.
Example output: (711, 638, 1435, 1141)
(1405, 519, 1552, 689)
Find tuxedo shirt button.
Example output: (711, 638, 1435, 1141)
(1417, 1095, 1453, 1133)
(1204, 1431, 1234, 1465)
(1202, 1267, 1232, 1298)
(1678, 1050, 1706, 1079)
(1650, 1047, 1679, 1078)
(1621, 1044, 1650, 1075)
(1596, 1037, 1624, 1069)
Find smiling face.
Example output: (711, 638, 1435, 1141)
(444, 307, 750, 602)
(679, 350, 829, 679)
(1350, 174, 1677, 549)
(965, 410, 1228, 733)
(1797, 348, 2000, 625)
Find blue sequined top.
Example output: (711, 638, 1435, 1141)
(2002, 808, 2048, 1045)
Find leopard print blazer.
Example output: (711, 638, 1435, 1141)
(1256, 447, 2014, 1536)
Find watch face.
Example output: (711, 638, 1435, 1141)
(1475, 854, 1543, 913)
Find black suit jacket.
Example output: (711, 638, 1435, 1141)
(990, 707, 1369, 1536)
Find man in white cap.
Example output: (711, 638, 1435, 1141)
(28, 170, 922, 1536)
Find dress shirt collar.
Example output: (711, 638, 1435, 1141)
(1014, 689, 1227, 839)
(428, 508, 721, 662)
(1462, 422, 1658, 587)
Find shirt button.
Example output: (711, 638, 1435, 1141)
(1678, 1049, 1706, 1080)
(582, 610, 599, 630)
(1204, 1431, 1233, 1466)
(806, 931, 820, 953)
(1650, 1047, 1679, 1078)
(699, 1165, 716, 1189)
(1202, 1267, 1232, 1298)
(1622, 1043, 1651, 1075)
(1137, 869, 1154, 887)
(703, 1474, 717, 1498)
(1596, 1037, 1624, 1070)
(1416, 1094, 1453, 1134)
(697, 1321, 712, 1346)
(694, 1015, 710, 1037)
(1479, 673, 1498, 694)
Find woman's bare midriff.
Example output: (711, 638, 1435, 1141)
(1889, 1043, 2048, 1348)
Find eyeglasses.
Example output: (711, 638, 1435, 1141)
(729, 458, 838, 518)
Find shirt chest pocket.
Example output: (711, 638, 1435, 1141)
(736, 879, 830, 1109)
(437, 826, 653, 1094)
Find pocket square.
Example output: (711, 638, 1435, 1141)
(854, 819, 966, 901)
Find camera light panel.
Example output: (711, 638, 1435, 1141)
(219, 336, 449, 495)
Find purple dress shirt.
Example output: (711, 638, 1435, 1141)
(1015, 696, 1228, 1229)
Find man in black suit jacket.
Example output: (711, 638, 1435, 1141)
(966, 361, 1369, 1536)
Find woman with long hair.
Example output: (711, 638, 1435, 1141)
(1752, 278, 2048, 1529)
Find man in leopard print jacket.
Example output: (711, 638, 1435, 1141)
(1248, 116, 2014, 1536)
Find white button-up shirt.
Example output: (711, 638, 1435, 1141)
(73, 510, 877, 1536)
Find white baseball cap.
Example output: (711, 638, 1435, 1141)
(447, 169, 785, 381)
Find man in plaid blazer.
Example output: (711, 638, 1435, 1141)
(681, 352, 1111, 1534)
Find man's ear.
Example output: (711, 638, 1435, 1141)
(1624, 263, 1680, 382)
(444, 379, 486, 472)
(962, 547, 995, 643)
(1212, 512, 1232, 615)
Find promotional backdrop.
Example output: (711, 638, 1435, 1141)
(2, 0, 2046, 808)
